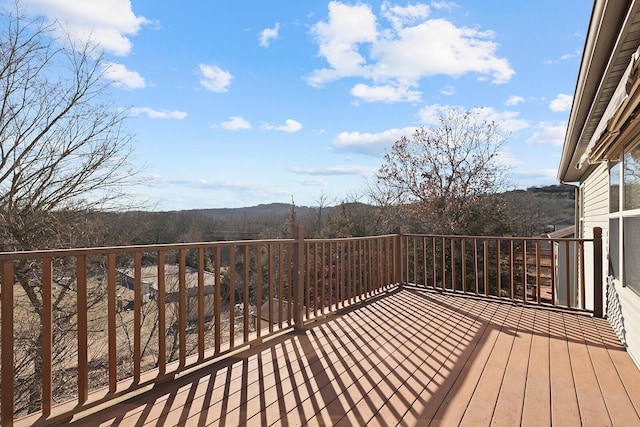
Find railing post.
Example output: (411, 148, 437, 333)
(395, 227, 403, 286)
(293, 225, 305, 328)
(1, 260, 14, 427)
(593, 226, 603, 318)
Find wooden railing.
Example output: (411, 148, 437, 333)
(398, 228, 603, 314)
(0, 228, 396, 426)
(0, 227, 602, 425)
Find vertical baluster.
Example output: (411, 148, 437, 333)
(42, 257, 53, 416)
(214, 246, 222, 354)
(432, 237, 436, 289)
(451, 238, 456, 292)
(229, 246, 236, 346)
(277, 243, 283, 329)
(422, 238, 427, 288)
(441, 237, 446, 290)
(308, 242, 313, 318)
(509, 240, 514, 299)
(320, 242, 326, 312)
(565, 240, 571, 308)
(256, 243, 262, 338)
(348, 240, 353, 304)
(550, 242, 556, 305)
(483, 240, 489, 297)
(411, 236, 418, 285)
(497, 240, 501, 297)
(328, 242, 334, 312)
(522, 241, 527, 302)
(157, 252, 166, 374)
(243, 244, 249, 343)
(580, 241, 585, 310)
(536, 241, 541, 303)
(461, 239, 467, 293)
(107, 253, 118, 390)
(77, 255, 88, 402)
(267, 244, 274, 333)
(178, 249, 187, 365)
(473, 239, 479, 295)
(287, 242, 293, 324)
(198, 247, 206, 358)
(133, 252, 142, 381)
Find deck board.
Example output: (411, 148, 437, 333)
(490, 305, 532, 426)
(520, 309, 551, 426)
(67, 288, 640, 427)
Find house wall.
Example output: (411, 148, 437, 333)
(581, 162, 640, 367)
(580, 163, 609, 311)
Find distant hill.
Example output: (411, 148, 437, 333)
(190, 203, 316, 219)
(102, 185, 576, 245)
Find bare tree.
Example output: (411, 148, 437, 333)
(375, 108, 511, 235)
(0, 3, 137, 415)
(309, 191, 334, 238)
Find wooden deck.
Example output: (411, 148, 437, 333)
(72, 288, 640, 426)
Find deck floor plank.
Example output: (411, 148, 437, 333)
(520, 309, 551, 427)
(563, 312, 612, 426)
(71, 289, 640, 427)
(458, 304, 516, 426)
(576, 316, 640, 426)
(489, 305, 533, 426)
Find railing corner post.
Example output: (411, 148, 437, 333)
(593, 226, 603, 318)
(293, 225, 305, 328)
(395, 226, 403, 287)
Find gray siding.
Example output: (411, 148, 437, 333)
(580, 163, 609, 311)
(582, 164, 640, 367)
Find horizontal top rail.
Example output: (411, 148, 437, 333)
(305, 234, 398, 243)
(0, 238, 296, 260)
(403, 233, 593, 243)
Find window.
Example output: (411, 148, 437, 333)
(609, 142, 640, 294)
(623, 217, 640, 289)
(624, 146, 640, 210)
(611, 161, 620, 213)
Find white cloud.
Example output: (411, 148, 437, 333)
(440, 85, 455, 96)
(297, 177, 331, 187)
(277, 119, 303, 133)
(333, 127, 418, 157)
(506, 95, 525, 106)
(494, 150, 524, 168)
(350, 83, 421, 103)
(307, 1, 514, 101)
(259, 23, 280, 47)
(474, 107, 528, 133)
(431, 1, 460, 11)
(262, 119, 303, 133)
(290, 165, 376, 176)
(544, 49, 581, 64)
(550, 94, 573, 112)
(129, 107, 187, 119)
(102, 62, 146, 89)
(219, 116, 251, 131)
(526, 121, 567, 146)
(380, 2, 431, 31)
(24, 0, 149, 56)
(199, 64, 233, 92)
(370, 19, 513, 83)
(307, 2, 378, 87)
(417, 104, 528, 133)
(513, 169, 559, 188)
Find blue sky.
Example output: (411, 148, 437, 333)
(21, 0, 591, 210)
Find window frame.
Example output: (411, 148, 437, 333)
(609, 141, 640, 295)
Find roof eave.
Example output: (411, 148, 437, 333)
(558, 0, 631, 183)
